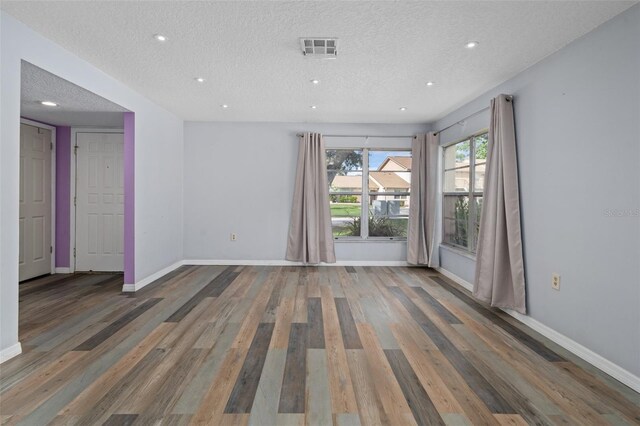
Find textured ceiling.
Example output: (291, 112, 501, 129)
(21, 61, 128, 127)
(4, 1, 636, 123)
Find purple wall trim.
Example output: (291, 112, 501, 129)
(124, 112, 135, 284)
(55, 126, 71, 268)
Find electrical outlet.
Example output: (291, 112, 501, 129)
(230, 233, 237, 241)
(552, 273, 561, 290)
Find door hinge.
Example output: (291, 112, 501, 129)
(74, 145, 78, 155)
(73, 248, 76, 258)
(50, 246, 53, 254)
(50, 142, 53, 150)
(74, 196, 77, 206)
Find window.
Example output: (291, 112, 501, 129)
(442, 132, 487, 252)
(327, 149, 411, 239)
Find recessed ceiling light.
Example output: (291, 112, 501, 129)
(310, 105, 317, 109)
(195, 77, 205, 83)
(465, 41, 479, 49)
(40, 101, 58, 107)
(399, 107, 407, 111)
(426, 81, 435, 86)
(311, 79, 320, 85)
(154, 34, 167, 42)
(221, 104, 229, 109)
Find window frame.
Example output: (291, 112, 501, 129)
(327, 147, 411, 241)
(441, 130, 488, 253)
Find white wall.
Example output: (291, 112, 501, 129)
(434, 5, 640, 377)
(0, 12, 184, 355)
(183, 122, 429, 263)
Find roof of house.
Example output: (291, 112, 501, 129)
(379, 156, 412, 171)
(369, 172, 410, 189)
(331, 175, 377, 190)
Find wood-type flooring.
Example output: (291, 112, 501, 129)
(1, 266, 639, 425)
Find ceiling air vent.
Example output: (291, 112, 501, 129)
(300, 38, 338, 58)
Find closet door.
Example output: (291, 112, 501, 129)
(19, 124, 52, 281)
(75, 132, 124, 272)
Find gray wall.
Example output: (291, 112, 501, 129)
(183, 122, 429, 263)
(434, 5, 640, 377)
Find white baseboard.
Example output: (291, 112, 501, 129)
(435, 267, 474, 291)
(186, 259, 299, 266)
(504, 308, 640, 393)
(435, 267, 640, 393)
(0, 342, 22, 363)
(335, 260, 409, 266)
(184, 259, 409, 267)
(55, 267, 71, 274)
(122, 260, 184, 293)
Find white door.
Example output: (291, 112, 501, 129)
(19, 124, 52, 281)
(75, 132, 124, 271)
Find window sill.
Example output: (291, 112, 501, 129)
(440, 244, 476, 260)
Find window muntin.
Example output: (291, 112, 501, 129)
(327, 148, 411, 239)
(442, 132, 487, 252)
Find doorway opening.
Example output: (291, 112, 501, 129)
(20, 61, 130, 275)
(18, 60, 132, 342)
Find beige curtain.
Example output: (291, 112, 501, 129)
(285, 133, 336, 264)
(407, 132, 440, 267)
(473, 95, 526, 314)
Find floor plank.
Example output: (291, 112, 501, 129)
(247, 348, 287, 426)
(278, 323, 307, 414)
(306, 349, 333, 425)
(225, 323, 275, 413)
(384, 349, 445, 425)
(334, 298, 363, 350)
(306, 297, 325, 349)
(320, 285, 359, 414)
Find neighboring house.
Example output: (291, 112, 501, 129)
(369, 171, 410, 203)
(330, 175, 376, 202)
(378, 156, 411, 184)
(330, 155, 411, 205)
(378, 156, 412, 170)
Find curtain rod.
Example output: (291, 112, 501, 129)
(295, 134, 415, 138)
(434, 106, 490, 135)
(434, 95, 512, 135)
